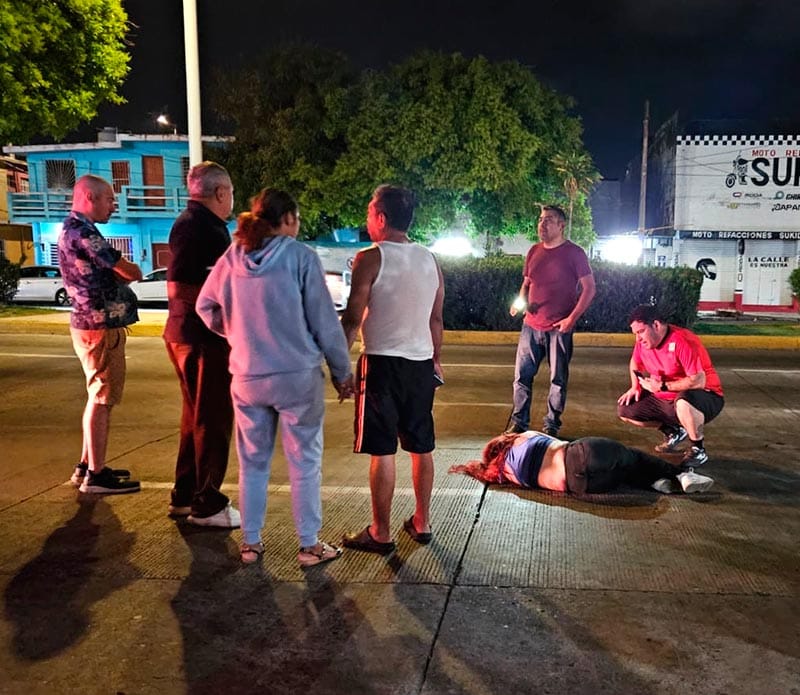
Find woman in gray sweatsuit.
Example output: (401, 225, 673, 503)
(197, 188, 353, 567)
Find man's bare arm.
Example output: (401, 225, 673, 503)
(429, 260, 445, 376)
(509, 277, 530, 316)
(113, 257, 143, 283)
(554, 273, 596, 333)
(340, 247, 380, 349)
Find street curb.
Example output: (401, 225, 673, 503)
(0, 313, 797, 350)
(442, 330, 799, 350)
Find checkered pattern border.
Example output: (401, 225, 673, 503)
(676, 134, 800, 146)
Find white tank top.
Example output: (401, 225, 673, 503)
(361, 242, 439, 360)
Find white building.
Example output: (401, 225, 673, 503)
(631, 117, 800, 313)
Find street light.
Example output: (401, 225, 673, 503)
(156, 113, 177, 134)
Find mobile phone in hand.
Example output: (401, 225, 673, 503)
(633, 370, 648, 379)
(433, 373, 444, 388)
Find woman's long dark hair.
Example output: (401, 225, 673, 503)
(233, 188, 298, 252)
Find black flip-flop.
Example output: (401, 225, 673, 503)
(342, 526, 396, 554)
(403, 517, 433, 544)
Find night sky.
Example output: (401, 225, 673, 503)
(84, 0, 800, 179)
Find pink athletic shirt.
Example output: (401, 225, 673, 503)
(633, 325, 724, 400)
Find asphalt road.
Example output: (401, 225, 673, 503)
(0, 334, 798, 694)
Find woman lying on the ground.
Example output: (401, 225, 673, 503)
(449, 430, 714, 495)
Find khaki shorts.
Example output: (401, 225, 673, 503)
(70, 327, 127, 405)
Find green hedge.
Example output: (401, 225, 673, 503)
(790, 267, 800, 298)
(0, 258, 21, 304)
(438, 256, 703, 332)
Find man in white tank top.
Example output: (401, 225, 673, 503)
(341, 185, 445, 554)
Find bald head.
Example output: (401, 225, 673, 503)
(72, 175, 116, 223)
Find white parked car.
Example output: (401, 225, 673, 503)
(14, 265, 70, 305)
(129, 268, 168, 302)
(129, 267, 349, 308)
(325, 270, 351, 311)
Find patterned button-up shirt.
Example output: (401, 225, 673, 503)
(58, 212, 139, 330)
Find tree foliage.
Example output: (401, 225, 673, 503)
(552, 150, 600, 239)
(213, 48, 597, 247)
(0, 0, 130, 144)
(212, 44, 356, 237)
(325, 52, 592, 244)
(0, 258, 21, 304)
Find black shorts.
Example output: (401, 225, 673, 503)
(618, 389, 725, 427)
(354, 354, 436, 456)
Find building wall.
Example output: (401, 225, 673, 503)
(5, 136, 198, 274)
(624, 122, 800, 313)
(23, 140, 187, 192)
(673, 132, 800, 311)
(675, 134, 800, 232)
(1, 157, 33, 264)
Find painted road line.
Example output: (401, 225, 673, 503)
(64, 480, 474, 496)
(733, 369, 800, 374)
(0, 352, 75, 359)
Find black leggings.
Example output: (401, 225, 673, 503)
(563, 437, 678, 495)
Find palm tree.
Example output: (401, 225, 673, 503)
(551, 152, 600, 238)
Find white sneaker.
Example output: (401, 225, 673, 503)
(188, 503, 241, 528)
(651, 478, 677, 494)
(677, 471, 714, 494)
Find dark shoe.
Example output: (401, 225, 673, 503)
(655, 427, 688, 453)
(70, 462, 131, 486)
(79, 467, 140, 494)
(681, 446, 709, 468)
(403, 517, 433, 544)
(168, 504, 192, 517)
(504, 423, 526, 435)
(342, 526, 396, 555)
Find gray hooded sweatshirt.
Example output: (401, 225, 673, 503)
(196, 235, 351, 382)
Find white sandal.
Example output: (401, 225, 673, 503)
(240, 542, 264, 564)
(298, 541, 342, 568)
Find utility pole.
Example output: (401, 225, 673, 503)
(183, 0, 202, 166)
(637, 100, 649, 235)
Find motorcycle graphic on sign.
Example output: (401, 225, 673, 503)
(725, 154, 748, 188)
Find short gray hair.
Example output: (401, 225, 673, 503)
(187, 161, 231, 199)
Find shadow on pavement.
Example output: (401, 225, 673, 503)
(3, 498, 136, 660)
(711, 456, 800, 502)
(171, 524, 375, 695)
(487, 485, 670, 521)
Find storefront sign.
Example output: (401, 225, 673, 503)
(678, 230, 800, 240)
(675, 135, 800, 231)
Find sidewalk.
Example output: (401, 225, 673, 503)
(0, 326, 798, 694)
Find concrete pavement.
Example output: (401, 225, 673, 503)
(0, 320, 798, 695)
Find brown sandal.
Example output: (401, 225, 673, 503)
(240, 542, 264, 564)
(298, 541, 343, 568)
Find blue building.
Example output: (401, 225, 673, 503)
(3, 128, 230, 274)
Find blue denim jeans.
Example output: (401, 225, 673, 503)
(510, 325, 574, 432)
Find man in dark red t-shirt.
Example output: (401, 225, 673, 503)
(507, 205, 595, 437)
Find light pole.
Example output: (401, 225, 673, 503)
(183, 0, 202, 166)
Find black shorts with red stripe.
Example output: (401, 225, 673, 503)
(354, 354, 436, 455)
